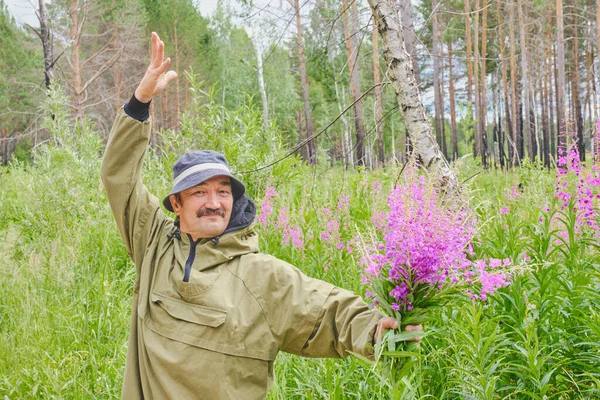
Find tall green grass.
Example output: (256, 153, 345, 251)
(1, 90, 599, 398)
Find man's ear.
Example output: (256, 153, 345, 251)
(169, 194, 181, 215)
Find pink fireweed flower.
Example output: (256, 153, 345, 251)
(500, 207, 510, 215)
(320, 207, 332, 219)
(390, 283, 410, 302)
(553, 144, 600, 237)
(596, 119, 600, 160)
(258, 186, 277, 229)
(276, 207, 289, 230)
(510, 186, 521, 199)
(371, 180, 383, 194)
(282, 225, 304, 250)
(363, 173, 514, 313)
(489, 258, 503, 268)
(320, 219, 341, 245)
(337, 193, 350, 217)
(370, 211, 387, 232)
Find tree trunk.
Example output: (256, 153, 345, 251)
(294, 0, 316, 164)
(542, 56, 550, 168)
(111, 0, 121, 113)
(372, 10, 385, 165)
(552, 45, 557, 158)
(173, 19, 181, 127)
(334, 78, 352, 168)
(517, 0, 533, 160)
(496, 0, 513, 165)
(597, 0, 600, 109)
(368, 0, 458, 189)
(570, 14, 584, 160)
(448, 40, 458, 160)
(479, 0, 488, 166)
(399, 0, 419, 84)
(586, 39, 594, 157)
(464, 0, 473, 113)
(439, 17, 447, 159)
(68, 0, 84, 119)
(254, 39, 269, 130)
(296, 108, 307, 161)
(496, 72, 505, 167)
(509, 1, 520, 163)
(556, 0, 567, 155)
(432, 0, 443, 151)
(38, 0, 53, 90)
(473, 0, 480, 159)
(343, 0, 366, 166)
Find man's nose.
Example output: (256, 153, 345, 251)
(205, 192, 220, 208)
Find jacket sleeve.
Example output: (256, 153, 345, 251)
(249, 257, 383, 360)
(299, 287, 384, 359)
(100, 109, 164, 266)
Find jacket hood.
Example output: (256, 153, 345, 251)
(224, 195, 256, 236)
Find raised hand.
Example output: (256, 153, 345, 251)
(134, 32, 178, 103)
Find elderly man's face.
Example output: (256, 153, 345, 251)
(170, 176, 233, 240)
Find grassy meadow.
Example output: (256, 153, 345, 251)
(1, 92, 599, 399)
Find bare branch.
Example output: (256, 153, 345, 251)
(80, 40, 113, 68)
(77, 47, 123, 96)
(25, 23, 43, 40)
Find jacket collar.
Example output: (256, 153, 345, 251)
(176, 225, 259, 271)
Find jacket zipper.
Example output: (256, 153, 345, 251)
(183, 234, 199, 283)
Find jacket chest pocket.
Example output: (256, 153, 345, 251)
(151, 292, 227, 327)
(143, 292, 276, 362)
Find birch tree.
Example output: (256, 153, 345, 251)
(368, 0, 458, 189)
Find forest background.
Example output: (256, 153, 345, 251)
(5, 0, 598, 167)
(1, 0, 600, 398)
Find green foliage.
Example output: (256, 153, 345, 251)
(141, 0, 217, 88)
(151, 72, 300, 199)
(1, 88, 600, 399)
(0, 1, 42, 133)
(458, 102, 475, 158)
(9, 138, 33, 165)
(0, 87, 130, 398)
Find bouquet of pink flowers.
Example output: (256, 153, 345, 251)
(361, 174, 512, 381)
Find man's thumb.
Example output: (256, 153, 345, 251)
(166, 70, 178, 82)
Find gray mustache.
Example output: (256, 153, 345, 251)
(197, 208, 225, 218)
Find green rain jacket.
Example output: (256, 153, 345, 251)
(101, 109, 383, 400)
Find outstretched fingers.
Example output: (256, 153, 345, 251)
(151, 32, 158, 65)
(157, 40, 165, 68)
(158, 57, 171, 74)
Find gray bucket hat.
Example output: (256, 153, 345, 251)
(162, 150, 246, 212)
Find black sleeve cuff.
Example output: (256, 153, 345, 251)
(124, 93, 151, 122)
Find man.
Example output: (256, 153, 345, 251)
(102, 32, 417, 400)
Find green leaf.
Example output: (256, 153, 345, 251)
(381, 350, 424, 358)
(394, 330, 428, 342)
(346, 351, 374, 367)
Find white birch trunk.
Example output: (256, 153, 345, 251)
(253, 38, 269, 130)
(368, 0, 458, 189)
